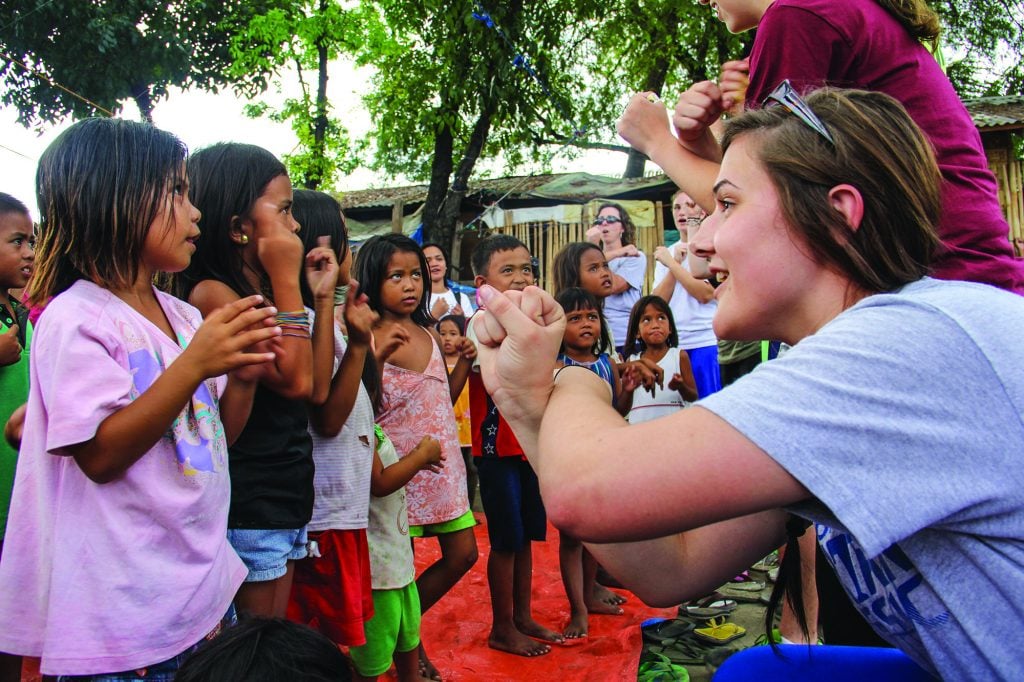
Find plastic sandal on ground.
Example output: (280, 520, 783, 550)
(637, 652, 691, 682)
(694, 618, 747, 645)
(641, 618, 696, 646)
(678, 593, 738, 619)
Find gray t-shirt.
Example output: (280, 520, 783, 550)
(700, 278, 1024, 680)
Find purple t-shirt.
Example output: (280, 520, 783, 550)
(0, 281, 245, 675)
(747, 0, 1024, 294)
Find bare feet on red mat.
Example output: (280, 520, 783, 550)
(488, 622, 552, 657)
(592, 583, 627, 607)
(418, 644, 442, 681)
(563, 611, 589, 639)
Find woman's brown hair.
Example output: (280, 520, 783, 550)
(594, 201, 638, 247)
(722, 88, 942, 296)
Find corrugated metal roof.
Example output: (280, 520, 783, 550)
(339, 171, 674, 211)
(964, 95, 1024, 129)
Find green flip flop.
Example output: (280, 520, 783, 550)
(638, 652, 691, 682)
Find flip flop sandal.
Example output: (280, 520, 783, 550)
(717, 583, 766, 603)
(641, 618, 696, 646)
(638, 652, 691, 682)
(730, 569, 751, 583)
(752, 551, 780, 573)
(678, 594, 738, 619)
(646, 636, 716, 666)
(693, 618, 746, 645)
(720, 578, 764, 592)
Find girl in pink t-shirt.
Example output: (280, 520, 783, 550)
(0, 118, 280, 678)
(353, 233, 477, 681)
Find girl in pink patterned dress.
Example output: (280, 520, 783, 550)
(353, 233, 477, 681)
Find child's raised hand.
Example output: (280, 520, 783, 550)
(621, 358, 664, 396)
(183, 295, 280, 380)
(620, 363, 642, 394)
(430, 297, 450, 319)
(411, 435, 444, 473)
(343, 279, 378, 347)
(0, 324, 22, 366)
(667, 372, 686, 392)
(374, 324, 411, 365)
(257, 229, 304, 282)
(457, 336, 477, 362)
(305, 236, 340, 302)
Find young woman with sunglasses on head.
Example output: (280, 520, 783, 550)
(618, 0, 1024, 295)
(584, 202, 646, 357)
(474, 88, 1024, 680)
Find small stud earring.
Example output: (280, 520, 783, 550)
(240, 235, 249, 244)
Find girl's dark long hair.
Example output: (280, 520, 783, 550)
(174, 142, 287, 302)
(622, 295, 679, 358)
(29, 118, 187, 309)
(352, 233, 433, 327)
(552, 241, 605, 296)
(555, 287, 610, 356)
(293, 189, 348, 309)
(437, 313, 466, 336)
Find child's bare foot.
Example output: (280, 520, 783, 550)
(515, 617, 564, 644)
(418, 644, 442, 681)
(586, 596, 624, 615)
(563, 611, 589, 639)
(488, 623, 552, 657)
(592, 583, 627, 607)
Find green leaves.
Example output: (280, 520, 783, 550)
(0, 0, 293, 125)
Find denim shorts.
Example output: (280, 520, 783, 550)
(56, 606, 236, 681)
(227, 527, 309, 582)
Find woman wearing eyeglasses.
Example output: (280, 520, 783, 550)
(617, 0, 1024, 295)
(474, 88, 1024, 679)
(585, 203, 647, 357)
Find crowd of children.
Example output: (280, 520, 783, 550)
(0, 112, 713, 680)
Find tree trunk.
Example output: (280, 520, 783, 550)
(421, 120, 455, 242)
(131, 83, 154, 124)
(307, 0, 330, 190)
(623, 53, 672, 178)
(434, 103, 493, 252)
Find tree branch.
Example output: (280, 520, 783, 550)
(537, 137, 636, 155)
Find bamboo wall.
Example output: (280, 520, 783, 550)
(493, 201, 667, 294)
(991, 158, 1024, 257)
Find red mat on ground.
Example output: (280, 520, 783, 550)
(19, 515, 678, 681)
(416, 514, 678, 681)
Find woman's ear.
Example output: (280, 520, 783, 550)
(828, 184, 864, 233)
